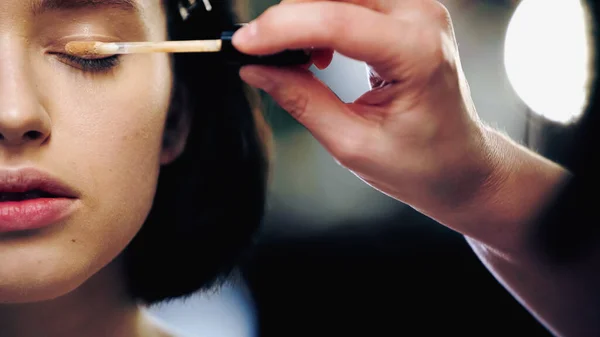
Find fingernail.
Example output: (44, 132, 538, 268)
(232, 21, 258, 47)
(239, 66, 275, 91)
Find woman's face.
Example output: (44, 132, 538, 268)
(0, 0, 174, 303)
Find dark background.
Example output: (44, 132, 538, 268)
(245, 210, 551, 336)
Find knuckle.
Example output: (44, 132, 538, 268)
(334, 134, 371, 168)
(425, 1, 452, 26)
(278, 89, 310, 121)
(316, 3, 348, 41)
(427, 30, 446, 63)
(413, 27, 443, 61)
(431, 31, 458, 74)
(416, 25, 456, 72)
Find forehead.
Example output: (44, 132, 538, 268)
(0, 0, 171, 37)
(0, 0, 170, 19)
(0, 0, 175, 45)
(32, 0, 141, 14)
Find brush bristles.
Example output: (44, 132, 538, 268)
(64, 42, 113, 57)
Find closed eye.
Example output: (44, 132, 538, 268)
(54, 54, 121, 73)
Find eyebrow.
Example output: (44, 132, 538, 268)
(32, 0, 140, 15)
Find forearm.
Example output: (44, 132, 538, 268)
(435, 127, 599, 336)
(468, 236, 600, 337)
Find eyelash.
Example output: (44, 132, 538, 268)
(56, 54, 121, 73)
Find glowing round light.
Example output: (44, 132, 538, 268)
(504, 0, 591, 124)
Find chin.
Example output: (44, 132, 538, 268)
(0, 243, 114, 305)
(0, 273, 87, 304)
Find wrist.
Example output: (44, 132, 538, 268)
(452, 126, 569, 258)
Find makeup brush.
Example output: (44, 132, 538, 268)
(65, 27, 311, 66)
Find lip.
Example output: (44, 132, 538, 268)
(0, 168, 79, 234)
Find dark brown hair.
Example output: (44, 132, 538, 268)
(121, 0, 271, 304)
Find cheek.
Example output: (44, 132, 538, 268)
(73, 55, 169, 212)
(45, 52, 173, 216)
(2, 53, 175, 300)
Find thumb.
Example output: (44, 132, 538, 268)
(239, 65, 368, 155)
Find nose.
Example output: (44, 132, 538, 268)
(0, 40, 51, 147)
(0, 109, 51, 146)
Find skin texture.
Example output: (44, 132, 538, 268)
(233, 0, 597, 336)
(0, 1, 181, 336)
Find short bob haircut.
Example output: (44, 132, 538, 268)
(120, 0, 271, 304)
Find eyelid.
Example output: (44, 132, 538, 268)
(45, 35, 122, 55)
(56, 34, 121, 44)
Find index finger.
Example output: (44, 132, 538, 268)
(232, 2, 430, 80)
